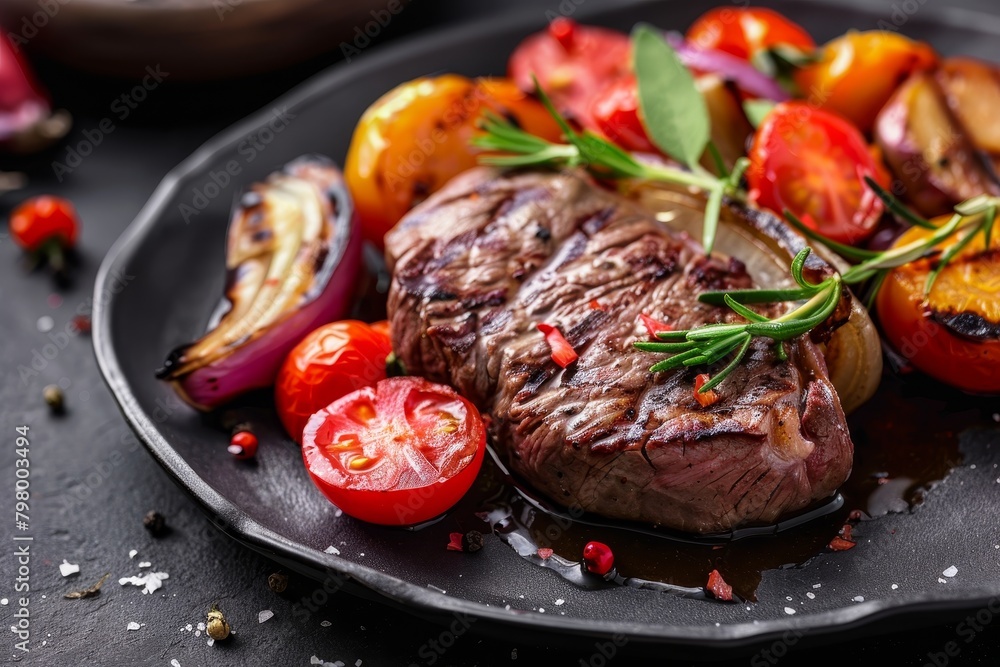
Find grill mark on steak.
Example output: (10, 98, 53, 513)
(386, 167, 854, 534)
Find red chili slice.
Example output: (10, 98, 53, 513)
(537, 323, 578, 368)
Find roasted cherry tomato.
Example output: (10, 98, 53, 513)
(345, 75, 563, 248)
(9, 195, 79, 252)
(302, 376, 486, 526)
(508, 18, 630, 128)
(686, 7, 814, 61)
(589, 75, 657, 154)
(747, 101, 886, 245)
(877, 221, 1000, 394)
(275, 320, 392, 444)
(794, 31, 937, 134)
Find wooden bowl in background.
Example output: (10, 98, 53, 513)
(0, 0, 411, 80)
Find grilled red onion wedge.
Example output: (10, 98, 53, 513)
(157, 156, 362, 410)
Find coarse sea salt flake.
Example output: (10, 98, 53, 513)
(127, 622, 141, 631)
(784, 607, 796, 615)
(129, 550, 138, 559)
(138, 562, 152, 569)
(324, 545, 340, 555)
(812, 583, 821, 589)
(943, 565, 958, 578)
(321, 620, 332, 627)
(171, 661, 181, 667)
(555, 599, 565, 606)
(119, 571, 169, 595)
(806, 592, 815, 600)
(259, 610, 274, 624)
(891, 584, 899, 590)
(853, 596, 864, 602)
(59, 560, 80, 577)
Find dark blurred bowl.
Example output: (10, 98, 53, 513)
(0, 0, 410, 80)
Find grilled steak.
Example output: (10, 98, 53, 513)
(385, 167, 853, 534)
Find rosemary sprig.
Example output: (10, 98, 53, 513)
(473, 85, 744, 254)
(636, 248, 841, 392)
(641, 191, 997, 392)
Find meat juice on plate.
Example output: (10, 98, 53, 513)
(456, 369, 982, 602)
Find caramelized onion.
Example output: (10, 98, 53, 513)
(157, 156, 362, 410)
(627, 182, 882, 414)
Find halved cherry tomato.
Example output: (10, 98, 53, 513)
(302, 376, 486, 525)
(794, 31, 937, 134)
(275, 320, 392, 444)
(9, 195, 79, 252)
(345, 75, 563, 248)
(877, 220, 1000, 394)
(747, 101, 886, 245)
(508, 18, 630, 128)
(686, 7, 814, 61)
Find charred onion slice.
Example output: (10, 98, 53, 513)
(627, 182, 882, 414)
(157, 156, 362, 410)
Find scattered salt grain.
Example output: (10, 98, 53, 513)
(356, 661, 363, 667)
(891, 584, 899, 590)
(171, 661, 181, 667)
(943, 565, 958, 578)
(785, 596, 792, 601)
(197, 623, 205, 632)
(59, 560, 80, 577)
(324, 546, 340, 555)
(538, 608, 545, 613)
(128, 550, 138, 559)
(853, 596, 864, 602)
(118, 571, 169, 594)
(258, 610, 274, 624)
(335, 509, 343, 518)
(127, 622, 141, 631)
(555, 599, 565, 606)
(207, 639, 214, 647)
(783, 607, 796, 615)
(812, 583, 821, 589)
(1, 599, 7, 605)
(37, 316, 54, 333)
(138, 562, 151, 569)
(195, 631, 201, 637)
(938, 578, 948, 584)
(185, 624, 192, 632)
(427, 584, 446, 594)
(320, 620, 332, 627)
(806, 592, 815, 600)
(512, 649, 518, 660)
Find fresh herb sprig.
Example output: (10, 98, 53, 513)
(641, 191, 999, 391)
(473, 26, 744, 254)
(635, 248, 841, 392)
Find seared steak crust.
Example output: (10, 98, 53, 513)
(386, 168, 852, 533)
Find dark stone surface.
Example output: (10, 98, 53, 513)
(1, 1, 999, 665)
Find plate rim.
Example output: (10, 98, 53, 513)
(92, 0, 1000, 648)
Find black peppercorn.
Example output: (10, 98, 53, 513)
(268, 572, 288, 593)
(462, 530, 484, 553)
(143, 510, 166, 536)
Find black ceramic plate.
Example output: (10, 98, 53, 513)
(94, 0, 1000, 652)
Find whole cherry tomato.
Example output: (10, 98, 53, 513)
(794, 31, 937, 133)
(877, 220, 1000, 394)
(508, 17, 631, 128)
(9, 196, 79, 253)
(747, 101, 886, 245)
(275, 320, 392, 443)
(589, 75, 657, 154)
(344, 75, 563, 248)
(686, 7, 814, 61)
(302, 376, 486, 525)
